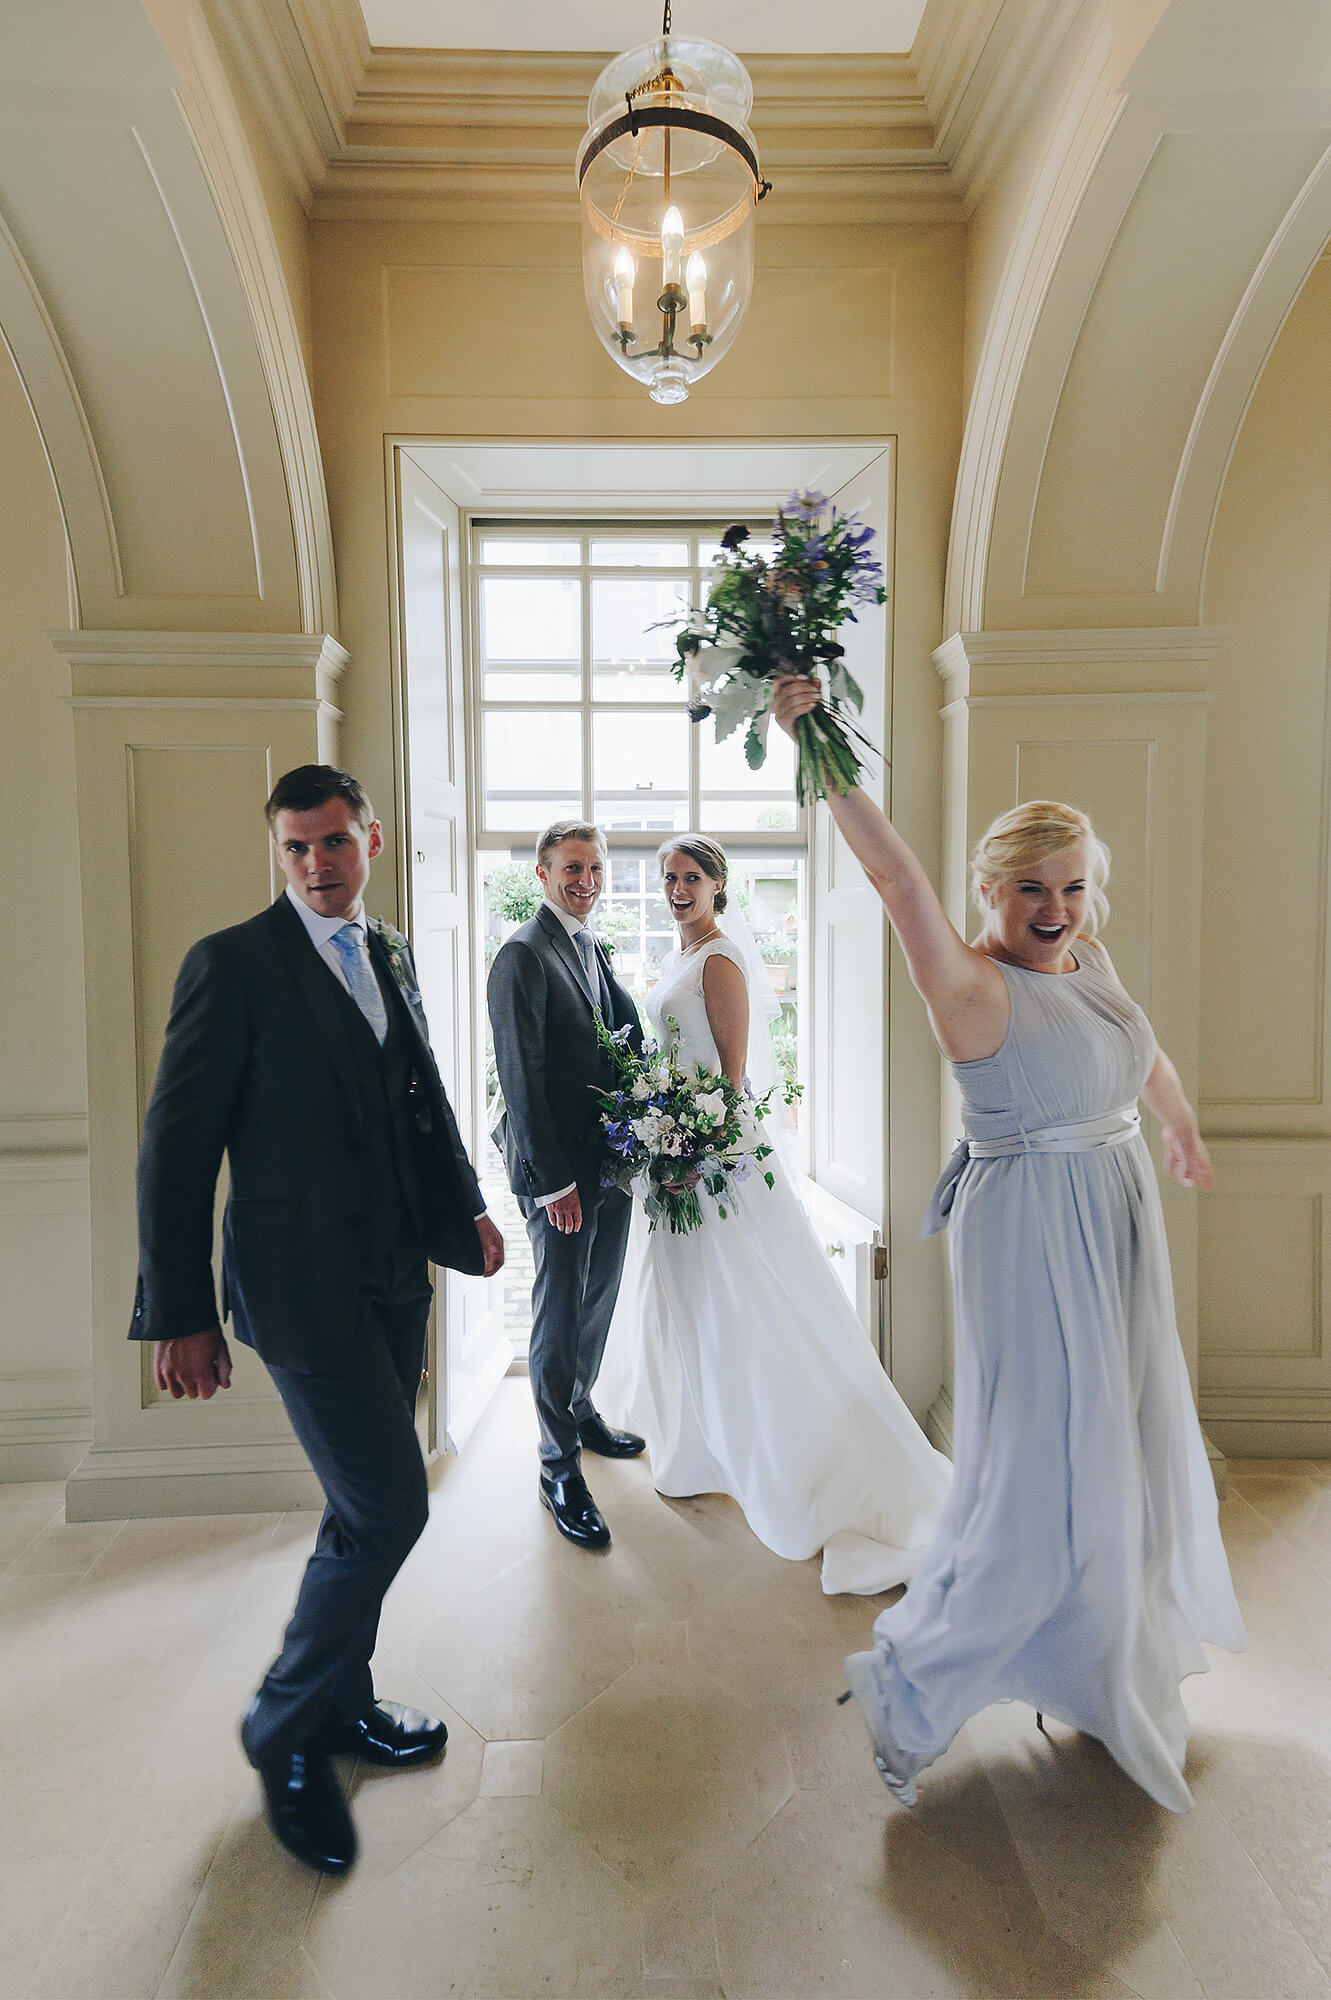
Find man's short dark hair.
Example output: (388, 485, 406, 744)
(265, 765, 374, 829)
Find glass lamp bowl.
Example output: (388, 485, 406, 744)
(577, 33, 766, 405)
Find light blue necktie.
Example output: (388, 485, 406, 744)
(329, 923, 388, 1045)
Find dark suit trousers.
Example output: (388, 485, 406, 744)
(245, 1266, 431, 1759)
(526, 1183, 632, 1477)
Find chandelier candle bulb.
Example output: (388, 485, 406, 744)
(613, 245, 635, 331)
(660, 205, 684, 293)
(686, 252, 708, 335)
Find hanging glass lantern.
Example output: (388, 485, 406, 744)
(576, 14, 771, 406)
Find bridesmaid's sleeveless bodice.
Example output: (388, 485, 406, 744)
(952, 943, 1156, 1141)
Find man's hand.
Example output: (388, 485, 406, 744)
(546, 1189, 583, 1235)
(476, 1214, 505, 1277)
(154, 1328, 233, 1400)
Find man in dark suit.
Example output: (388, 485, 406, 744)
(131, 764, 502, 1877)
(487, 820, 645, 1551)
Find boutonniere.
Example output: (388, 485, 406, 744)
(371, 919, 421, 1006)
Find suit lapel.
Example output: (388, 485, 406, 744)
(536, 903, 600, 1015)
(263, 897, 369, 1127)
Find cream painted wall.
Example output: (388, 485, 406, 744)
(1198, 252, 1331, 1453)
(0, 340, 93, 1474)
(141, 0, 314, 369)
(309, 210, 966, 1418)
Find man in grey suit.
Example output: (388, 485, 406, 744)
(132, 764, 503, 1876)
(487, 820, 645, 1549)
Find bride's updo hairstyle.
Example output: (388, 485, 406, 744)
(970, 800, 1111, 937)
(658, 833, 729, 914)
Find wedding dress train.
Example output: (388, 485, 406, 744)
(597, 937, 951, 1595)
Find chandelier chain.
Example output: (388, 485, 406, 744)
(662, 1, 671, 32)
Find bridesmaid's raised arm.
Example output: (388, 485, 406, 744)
(770, 676, 1003, 1059)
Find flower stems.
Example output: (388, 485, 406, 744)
(794, 708, 864, 804)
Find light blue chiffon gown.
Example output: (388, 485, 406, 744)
(848, 941, 1245, 1812)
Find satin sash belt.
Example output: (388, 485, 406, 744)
(921, 1104, 1141, 1238)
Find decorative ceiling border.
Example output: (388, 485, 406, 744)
(201, 0, 1081, 226)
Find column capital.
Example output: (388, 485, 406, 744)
(933, 626, 1228, 703)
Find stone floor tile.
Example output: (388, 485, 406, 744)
(478, 1738, 545, 1796)
(542, 1661, 793, 1885)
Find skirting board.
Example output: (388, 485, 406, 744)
(65, 1441, 323, 1521)
(927, 1386, 1231, 1496)
(1205, 1420, 1331, 1461)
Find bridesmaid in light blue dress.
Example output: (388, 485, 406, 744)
(771, 677, 1244, 1813)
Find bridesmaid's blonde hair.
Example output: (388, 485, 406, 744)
(970, 801, 1111, 936)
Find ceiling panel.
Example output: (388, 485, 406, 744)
(357, 1, 926, 56)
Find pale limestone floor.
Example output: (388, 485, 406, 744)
(3, 1390, 1331, 2000)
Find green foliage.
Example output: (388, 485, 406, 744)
(487, 860, 542, 924)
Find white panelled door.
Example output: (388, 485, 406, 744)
(808, 449, 893, 1353)
(395, 448, 508, 1453)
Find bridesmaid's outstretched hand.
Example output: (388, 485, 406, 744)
(772, 674, 823, 738)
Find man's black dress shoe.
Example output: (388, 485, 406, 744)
(576, 1411, 647, 1458)
(323, 1700, 447, 1769)
(540, 1469, 611, 1548)
(248, 1740, 357, 1875)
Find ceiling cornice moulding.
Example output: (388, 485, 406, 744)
(203, 0, 1074, 224)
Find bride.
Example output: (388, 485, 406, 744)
(598, 834, 951, 1596)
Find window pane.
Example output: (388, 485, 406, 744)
(483, 710, 581, 831)
(479, 539, 580, 565)
(481, 576, 580, 663)
(483, 669, 580, 701)
(592, 664, 678, 703)
(589, 538, 690, 567)
(592, 710, 688, 823)
(591, 578, 687, 666)
(699, 711, 796, 799)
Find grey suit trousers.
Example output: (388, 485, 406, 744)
(527, 1183, 632, 1478)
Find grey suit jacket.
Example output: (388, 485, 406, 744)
(487, 904, 643, 1209)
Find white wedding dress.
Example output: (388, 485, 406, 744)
(598, 937, 951, 1595)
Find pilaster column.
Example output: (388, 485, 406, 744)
(929, 626, 1224, 1406)
(48, 630, 347, 1520)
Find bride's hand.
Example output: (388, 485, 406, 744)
(771, 673, 822, 740)
(661, 1167, 701, 1192)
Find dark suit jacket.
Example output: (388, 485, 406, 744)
(131, 894, 485, 1371)
(487, 904, 642, 1210)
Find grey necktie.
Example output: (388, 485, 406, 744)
(575, 928, 605, 1021)
(329, 923, 389, 1045)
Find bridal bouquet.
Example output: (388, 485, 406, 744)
(672, 489, 887, 804)
(593, 1023, 777, 1234)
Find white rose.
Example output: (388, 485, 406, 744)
(694, 1091, 726, 1124)
(631, 1078, 652, 1101)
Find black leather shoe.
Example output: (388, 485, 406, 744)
(248, 1739, 356, 1875)
(540, 1470, 611, 1549)
(323, 1700, 447, 1769)
(576, 1411, 647, 1458)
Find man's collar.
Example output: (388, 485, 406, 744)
(541, 895, 591, 940)
(285, 882, 367, 946)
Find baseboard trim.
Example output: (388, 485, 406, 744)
(64, 1441, 323, 1521)
(0, 1410, 91, 1484)
(1204, 1419, 1331, 1461)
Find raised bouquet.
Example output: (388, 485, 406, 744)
(673, 489, 887, 804)
(593, 1022, 779, 1234)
